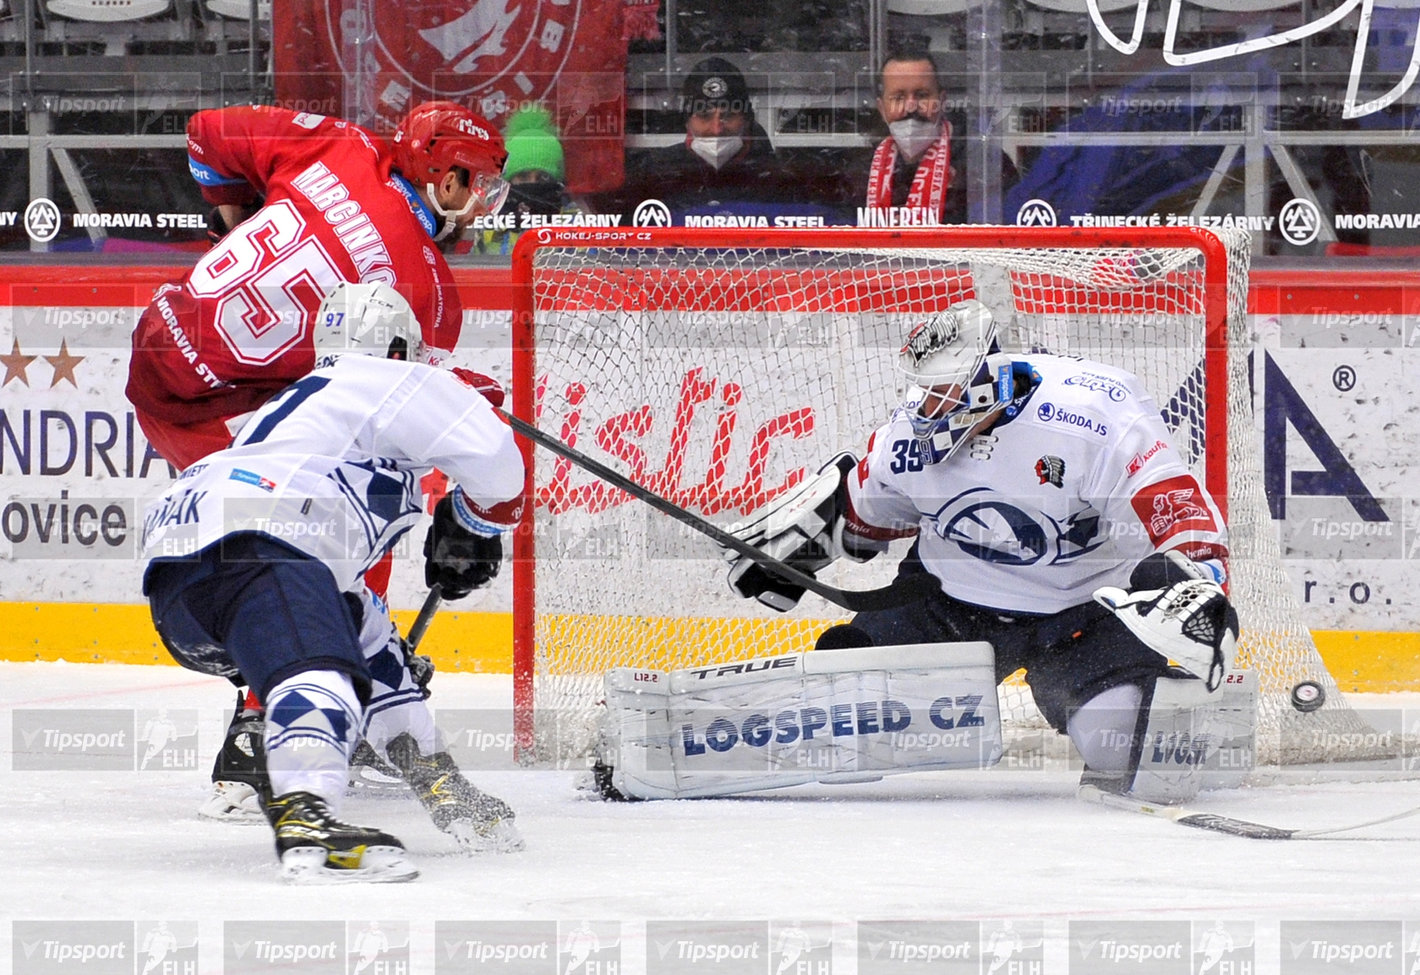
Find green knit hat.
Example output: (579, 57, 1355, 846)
(502, 107, 565, 181)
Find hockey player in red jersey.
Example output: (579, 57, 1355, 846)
(126, 101, 509, 819)
(126, 100, 509, 470)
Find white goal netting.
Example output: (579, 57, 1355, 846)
(509, 226, 1399, 776)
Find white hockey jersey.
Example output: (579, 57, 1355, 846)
(845, 354, 1228, 615)
(140, 356, 524, 593)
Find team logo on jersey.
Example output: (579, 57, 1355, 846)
(1035, 455, 1065, 487)
(1126, 438, 1170, 477)
(1130, 474, 1217, 546)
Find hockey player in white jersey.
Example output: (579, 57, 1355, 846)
(140, 283, 526, 883)
(632, 298, 1238, 804)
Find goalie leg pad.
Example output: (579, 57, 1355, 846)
(601, 641, 1003, 800)
(1071, 673, 1238, 805)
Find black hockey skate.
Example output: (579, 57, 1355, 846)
(264, 791, 417, 884)
(198, 692, 268, 823)
(385, 733, 525, 853)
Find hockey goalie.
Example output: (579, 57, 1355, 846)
(596, 298, 1241, 804)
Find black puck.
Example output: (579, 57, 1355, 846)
(1290, 680, 1326, 712)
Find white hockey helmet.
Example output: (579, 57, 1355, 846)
(313, 281, 424, 369)
(898, 298, 1013, 464)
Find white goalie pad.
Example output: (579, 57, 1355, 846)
(1132, 670, 1258, 803)
(601, 642, 1003, 800)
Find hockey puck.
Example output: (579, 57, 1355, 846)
(1290, 680, 1326, 712)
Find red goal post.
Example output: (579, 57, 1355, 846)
(506, 225, 1380, 771)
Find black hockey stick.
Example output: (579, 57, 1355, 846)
(498, 409, 938, 613)
(1079, 784, 1420, 840)
(405, 583, 443, 651)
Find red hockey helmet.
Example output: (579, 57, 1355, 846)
(393, 100, 507, 184)
(393, 101, 510, 236)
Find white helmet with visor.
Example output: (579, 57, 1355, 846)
(898, 299, 1014, 464)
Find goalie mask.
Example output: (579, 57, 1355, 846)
(899, 299, 1013, 464)
(314, 282, 424, 369)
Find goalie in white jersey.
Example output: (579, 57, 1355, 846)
(140, 283, 526, 883)
(713, 298, 1240, 805)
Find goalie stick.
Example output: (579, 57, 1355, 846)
(497, 409, 939, 613)
(1079, 784, 1420, 840)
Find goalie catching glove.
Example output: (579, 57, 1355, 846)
(1092, 550, 1239, 691)
(723, 452, 886, 612)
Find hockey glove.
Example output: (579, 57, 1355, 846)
(450, 368, 506, 409)
(1092, 551, 1239, 691)
(423, 494, 503, 600)
(401, 636, 435, 699)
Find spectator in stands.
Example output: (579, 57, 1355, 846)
(863, 47, 1016, 225)
(475, 107, 584, 256)
(615, 56, 802, 223)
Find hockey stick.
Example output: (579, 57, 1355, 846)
(497, 409, 938, 613)
(405, 583, 443, 651)
(1079, 784, 1420, 840)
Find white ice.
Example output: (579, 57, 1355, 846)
(2, 660, 1417, 973)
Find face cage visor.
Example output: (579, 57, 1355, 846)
(903, 355, 1015, 463)
(428, 171, 511, 240)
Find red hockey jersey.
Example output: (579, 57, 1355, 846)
(127, 106, 463, 468)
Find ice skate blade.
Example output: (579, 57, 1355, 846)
(278, 845, 419, 884)
(198, 781, 265, 824)
(446, 817, 526, 854)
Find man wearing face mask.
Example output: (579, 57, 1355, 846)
(865, 48, 1011, 225)
(616, 56, 794, 222)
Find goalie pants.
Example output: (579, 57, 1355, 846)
(828, 547, 1170, 734)
(143, 532, 371, 705)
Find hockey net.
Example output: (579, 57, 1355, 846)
(510, 226, 1395, 774)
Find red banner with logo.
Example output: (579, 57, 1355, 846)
(272, 1, 626, 195)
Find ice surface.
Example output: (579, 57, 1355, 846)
(2, 661, 1417, 974)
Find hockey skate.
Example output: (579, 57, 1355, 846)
(347, 739, 410, 797)
(198, 693, 267, 823)
(264, 791, 418, 884)
(385, 733, 525, 854)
